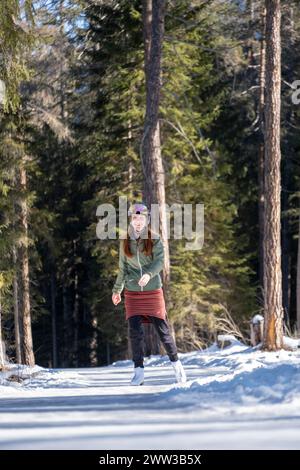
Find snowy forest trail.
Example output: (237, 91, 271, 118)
(1, 340, 300, 450)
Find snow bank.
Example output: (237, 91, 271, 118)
(1, 339, 300, 449)
(161, 341, 300, 412)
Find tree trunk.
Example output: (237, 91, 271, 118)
(72, 238, 80, 367)
(19, 158, 35, 366)
(12, 246, 22, 364)
(89, 307, 98, 366)
(73, 269, 80, 367)
(0, 292, 5, 369)
(258, 6, 266, 297)
(296, 213, 300, 332)
(282, 4, 295, 329)
(141, 0, 171, 356)
(51, 270, 58, 367)
(282, 134, 291, 328)
(62, 285, 70, 367)
(262, 0, 283, 350)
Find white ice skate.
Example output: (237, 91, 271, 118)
(130, 366, 144, 386)
(171, 359, 187, 383)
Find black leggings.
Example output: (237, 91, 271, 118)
(128, 315, 178, 368)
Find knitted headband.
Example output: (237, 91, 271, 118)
(128, 202, 149, 218)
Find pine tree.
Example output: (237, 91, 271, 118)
(0, 1, 34, 367)
(262, 0, 283, 350)
(80, 0, 257, 355)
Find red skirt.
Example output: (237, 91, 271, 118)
(124, 288, 167, 324)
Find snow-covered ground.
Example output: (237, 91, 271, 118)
(1, 338, 300, 450)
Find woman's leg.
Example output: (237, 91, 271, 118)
(128, 315, 145, 368)
(150, 316, 178, 362)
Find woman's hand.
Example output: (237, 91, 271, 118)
(112, 293, 121, 305)
(138, 273, 151, 287)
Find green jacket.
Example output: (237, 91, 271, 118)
(112, 236, 164, 294)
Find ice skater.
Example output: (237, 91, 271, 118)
(112, 201, 187, 386)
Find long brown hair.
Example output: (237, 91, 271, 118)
(123, 226, 157, 258)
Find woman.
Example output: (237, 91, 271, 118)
(112, 201, 187, 386)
